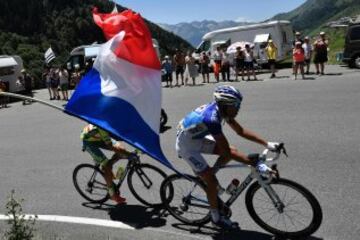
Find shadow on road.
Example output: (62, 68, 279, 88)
(108, 204, 166, 229)
(81, 202, 167, 229)
(171, 223, 324, 240)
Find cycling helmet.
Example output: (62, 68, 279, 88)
(214, 85, 243, 109)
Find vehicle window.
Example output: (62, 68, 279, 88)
(197, 40, 211, 53)
(0, 67, 15, 76)
(350, 27, 360, 41)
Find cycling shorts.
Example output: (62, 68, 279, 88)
(83, 139, 117, 166)
(176, 130, 216, 173)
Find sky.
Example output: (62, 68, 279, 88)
(113, 0, 307, 24)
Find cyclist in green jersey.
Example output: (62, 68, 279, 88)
(81, 124, 136, 204)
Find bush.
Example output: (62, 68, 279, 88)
(3, 190, 37, 240)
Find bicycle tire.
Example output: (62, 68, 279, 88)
(160, 174, 211, 225)
(127, 163, 167, 207)
(245, 178, 322, 238)
(72, 163, 109, 203)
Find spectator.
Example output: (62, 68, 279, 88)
(221, 50, 230, 81)
(173, 49, 185, 86)
(234, 47, 245, 81)
(161, 56, 173, 88)
(43, 68, 53, 100)
(244, 44, 257, 81)
(293, 32, 304, 74)
(302, 36, 313, 74)
(0, 78, 9, 109)
(265, 39, 278, 78)
(71, 64, 82, 89)
(213, 46, 223, 82)
(50, 68, 60, 100)
(59, 66, 69, 101)
(21, 69, 33, 105)
(200, 52, 210, 83)
(293, 41, 305, 80)
(184, 52, 198, 86)
(313, 32, 329, 75)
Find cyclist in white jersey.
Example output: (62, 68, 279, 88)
(176, 85, 279, 230)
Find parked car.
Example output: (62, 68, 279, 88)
(343, 22, 360, 68)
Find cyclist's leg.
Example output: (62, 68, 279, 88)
(213, 142, 255, 166)
(107, 140, 130, 166)
(177, 133, 223, 223)
(82, 141, 117, 196)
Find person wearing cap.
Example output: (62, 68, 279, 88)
(161, 55, 173, 87)
(313, 32, 329, 75)
(265, 39, 278, 78)
(292, 32, 304, 75)
(293, 41, 305, 80)
(302, 36, 313, 74)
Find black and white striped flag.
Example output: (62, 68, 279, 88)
(44, 47, 55, 64)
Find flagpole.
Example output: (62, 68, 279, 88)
(0, 92, 64, 112)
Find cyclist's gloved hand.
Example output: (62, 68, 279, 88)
(256, 161, 273, 174)
(267, 142, 280, 152)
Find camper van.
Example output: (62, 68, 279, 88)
(66, 39, 161, 72)
(194, 20, 294, 64)
(0, 55, 24, 93)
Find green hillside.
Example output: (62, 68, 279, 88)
(0, 0, 192, 85)
(272, 0, 360, 64)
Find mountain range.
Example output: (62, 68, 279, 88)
(159, 20, 249, 47)
(160, 0, 360, 48)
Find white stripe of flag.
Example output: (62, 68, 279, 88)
(44, 47, 55, 64)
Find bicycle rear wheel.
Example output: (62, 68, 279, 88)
(72, 163, 109, 203)
(127, 163, 167, 207)
(160, 174, 211, 225)
(245, 178, 322, 238)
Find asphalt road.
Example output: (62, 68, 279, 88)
(0, 65, 359, 240)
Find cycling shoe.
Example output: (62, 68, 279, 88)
(212, 216, 239, 231)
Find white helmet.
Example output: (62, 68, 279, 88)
(214, 85, 243, 109)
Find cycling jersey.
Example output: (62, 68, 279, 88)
(176, 102, 223, 173)
(81, 124, 112, 145)
(179, 102, 223, 139)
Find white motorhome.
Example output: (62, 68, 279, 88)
(194, 20, 294, 64)
(0, 55, 24, 92)
(66, 39, 161, 72)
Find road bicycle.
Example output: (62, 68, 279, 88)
(160, 144, 322, 239)
(73, 150, 167, 207)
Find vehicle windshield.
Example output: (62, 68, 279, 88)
(196, 40, 211, 53)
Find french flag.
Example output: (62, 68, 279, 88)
(65, 9, 173, 169)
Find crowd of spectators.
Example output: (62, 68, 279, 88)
(161, 31, 329, 87)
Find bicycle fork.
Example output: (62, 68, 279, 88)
(135, 167, 153, 189)
(260, 181, 285, 213)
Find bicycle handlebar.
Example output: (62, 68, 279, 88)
(261, 143, 287, 163)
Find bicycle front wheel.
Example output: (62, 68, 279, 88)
(72, 163, 109, 203)
(160, 174, 211, 225)
(245, 178, 322, 238)
(127, 163, 167, 207)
